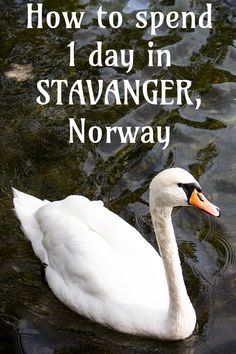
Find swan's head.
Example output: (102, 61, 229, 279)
(150, 168, 220, 217)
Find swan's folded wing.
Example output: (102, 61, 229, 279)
(37, 211, 127, 307)
(38, 195, 151, 252)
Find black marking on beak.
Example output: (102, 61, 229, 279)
(197, 193, 204, 202)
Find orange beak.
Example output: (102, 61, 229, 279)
(189, 189, 221, 217)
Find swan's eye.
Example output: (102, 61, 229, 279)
(177, 183, 202, 201)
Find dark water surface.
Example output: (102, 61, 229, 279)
(0, 0, 236, 353)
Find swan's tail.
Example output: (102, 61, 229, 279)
(13, 188, 49, 263)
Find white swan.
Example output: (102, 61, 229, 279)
(13, 168, 220, 340)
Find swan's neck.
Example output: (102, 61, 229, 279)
(151, 206, 195, 330)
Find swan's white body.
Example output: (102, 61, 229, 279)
(13, 168, 220, 340)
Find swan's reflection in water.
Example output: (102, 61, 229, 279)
(15, 316, 196, 354)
